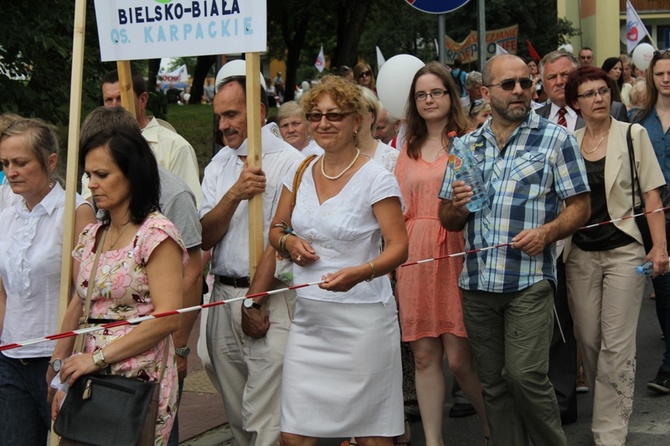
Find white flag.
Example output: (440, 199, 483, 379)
(315, 46, 326, 73)
(626, 0, 649, 53)
(159, 64, 189, 83)
(376, 46, 386, 70)
(495, 44, 508, 56)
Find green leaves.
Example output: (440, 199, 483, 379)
(0, 0, 105, 126)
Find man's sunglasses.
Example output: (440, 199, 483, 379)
(485, 78, 533, 91)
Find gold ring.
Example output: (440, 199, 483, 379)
(296, 254, 302, 262)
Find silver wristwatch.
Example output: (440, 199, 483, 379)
(174, 346, 191, 358)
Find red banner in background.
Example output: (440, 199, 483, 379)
(445, 24, 518, 65)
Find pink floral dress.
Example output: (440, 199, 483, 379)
(72, 212, 187, 445)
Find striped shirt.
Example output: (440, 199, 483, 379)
(439, 112, 589, 293)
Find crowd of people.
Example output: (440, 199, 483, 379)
(2, 44, 670, 446)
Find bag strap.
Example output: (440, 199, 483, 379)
(156, 341, 170, 384)
(80, 227, 170, 381)
(290, 154, 317, 213)
(626, 123, 645, 211)
(75, 229, 106, 354)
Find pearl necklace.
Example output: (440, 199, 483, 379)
(581, 132, 608, 155)
(321, 149, 361, 180)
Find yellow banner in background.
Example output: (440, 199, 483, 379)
(445, 24, 518, 65)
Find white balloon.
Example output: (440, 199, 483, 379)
(376, 55, 425, 119)
(558, 43, 574, 54)
(632, 43, 655, 70)
(215, 60, 267, 92)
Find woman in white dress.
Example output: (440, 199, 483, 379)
(268, 75, 408, 446)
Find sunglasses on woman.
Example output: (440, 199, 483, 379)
(358, 70, 372, 79)
(305, 111, 354, 122)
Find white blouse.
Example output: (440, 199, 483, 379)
(286, 158, 403, 304)
(373, 140, 399, 172)
(0, 183, 89, 358)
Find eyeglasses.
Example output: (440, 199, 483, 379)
(358, 70, 372, 79)
(305, 111, 354, 122)
(576, 87, 610, 100)
(485, 78, 533, 91)
(414, 89, 449, 101)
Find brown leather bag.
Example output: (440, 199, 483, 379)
(241, 155, 317, 338)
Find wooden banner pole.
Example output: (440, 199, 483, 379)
(245, 53, 263, 279)
(53, 0, 87, 444)
(117, 60, 137, 118)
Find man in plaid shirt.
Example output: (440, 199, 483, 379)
(439, 54, 591, 446)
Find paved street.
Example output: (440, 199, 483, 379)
(181, 283, 670, 445)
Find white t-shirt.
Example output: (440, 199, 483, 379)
(373, 140, 399, 173)
(199, 123, 304, 277)
(287, 158, 403, 304)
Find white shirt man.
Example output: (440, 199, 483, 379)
(199, 76, 303, 446)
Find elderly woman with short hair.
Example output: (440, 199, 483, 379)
(276, 101, 323, 156)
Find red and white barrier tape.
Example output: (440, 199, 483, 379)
(0, 281, 322, 353)
(2, 205, 668, 352)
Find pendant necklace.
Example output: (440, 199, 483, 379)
(107, 221, 131, 250)
(321, 148, 361, 180)
(581, 132, 607, 155)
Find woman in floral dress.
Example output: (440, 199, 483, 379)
(52, 127, 187, 444)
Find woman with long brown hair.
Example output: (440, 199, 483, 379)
(631, 48, 670, 395)
(394, 61, 489, 445)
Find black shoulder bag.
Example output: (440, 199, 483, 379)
(55, 229, 170, 446)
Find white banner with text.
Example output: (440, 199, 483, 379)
(94, 0, 267, 61)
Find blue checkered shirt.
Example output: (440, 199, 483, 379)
(439, 112, 590, 293)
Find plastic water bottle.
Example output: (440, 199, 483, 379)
(636, 261, 653, 276)
(448, 131, 488, 212)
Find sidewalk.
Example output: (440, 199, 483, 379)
(177, 313, 228, 445)
(178, 290, 670, 446)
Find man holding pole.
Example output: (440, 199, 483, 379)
(199, 72, 303, 446)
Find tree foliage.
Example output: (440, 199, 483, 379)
(267, 0, 578, 90)
(0, 0, 577, 128)
(0, 0, 108, 126)
(441, 0, 579, 61)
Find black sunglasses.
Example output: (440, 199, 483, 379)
(486, 78, 533, 91)
(358, 70, 372, 79)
